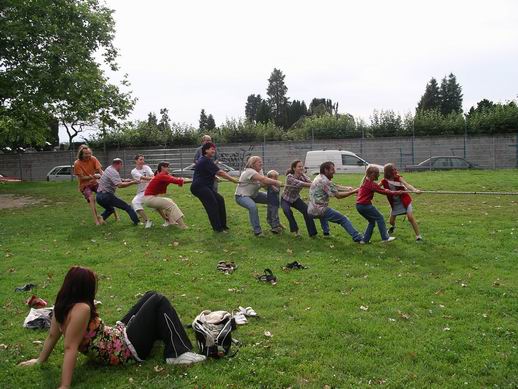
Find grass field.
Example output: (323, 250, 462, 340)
(0, 170, 517, 388)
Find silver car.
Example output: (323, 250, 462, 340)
(47, 165, 75, 181)
(172, 163, 240, 178)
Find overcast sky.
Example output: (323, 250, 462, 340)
(69, 0, 518, 141)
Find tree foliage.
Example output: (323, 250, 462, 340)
(416, 78, 441, 111)
(0, 0, 135, 148)
(266, 68, 289, 129)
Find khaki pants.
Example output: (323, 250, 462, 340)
(142, 196, 184, 223)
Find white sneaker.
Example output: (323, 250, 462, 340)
(166, 352, 206, 365)
(382, 237, 396, 243)
(145, 220, 153, 229)
(162, 222, 170, 227)
(233, 312, 248, 325)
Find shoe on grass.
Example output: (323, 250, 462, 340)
(388, 226, 396, 234)
(145, 220, 153, 229)
(166, 352, 206, 365)
(382, 237, 396, 243)
(416, 236, 423, 242)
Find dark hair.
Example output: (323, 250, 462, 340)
(320, 161, 335, 174)
(383, 163, 397, 179)
(155, 161, 170, 176)
(54, 266, 97, 324)
(286, 160, 302, 175)
(134, 154, 144, 161)
(201, 142, 216, 156)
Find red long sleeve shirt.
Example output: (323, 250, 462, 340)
(356, 178, 401, 205)
(144, 172, 184, 196)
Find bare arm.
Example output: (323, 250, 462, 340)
(216, 170, 239, 183)
(335, 188, 359, 199)
(60, 304, 90, 389)
(19, 315, 62, 366)
(116, 180, 137, 188)
(251, 173, 283, 187)
(400, 177, 420, 193)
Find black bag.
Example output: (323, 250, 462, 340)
(192, 310, 237, 358)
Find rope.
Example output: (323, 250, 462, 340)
(405, 190, 518, 196)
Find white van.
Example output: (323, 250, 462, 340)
(47, 165, 75, 181)
(305, 150, 370, 175)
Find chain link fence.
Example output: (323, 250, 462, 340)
(1, 133, 517, 181)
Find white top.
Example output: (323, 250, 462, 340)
(131, 165, 154, 194)
(235, 168, 262, 197)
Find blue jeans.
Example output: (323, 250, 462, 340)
(235, 193, 268, 234)
(281, 198, 329, 236)
(320, 207, 362, 241)
(96, 191, 140, 225)
(356, 204, 389, 242)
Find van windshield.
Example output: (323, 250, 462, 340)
(341, 155, 364, 166)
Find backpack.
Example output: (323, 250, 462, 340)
(192, 310, 237, 358)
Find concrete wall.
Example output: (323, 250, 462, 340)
(1, 133, 516, 181)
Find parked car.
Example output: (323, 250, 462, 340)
(0, 173, 21, 182)
(172, 162, 241, 178)
(305, 150, 379, 175)
(405, 156, 478, 172)
(47, 165, 75, 181)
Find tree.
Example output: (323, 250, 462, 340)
(266, 68, 290, 129)
(199, 109, 208, 131)
(309, 98, 338, 116)
(467, 99, 494, 117)
(416, 78, 441, 111)
(206, 114, 216, 130)
(245, 94, 263, 123)
(158, 108, 171, 132)
(256, 101, 272, 124)
(0, 0, 134, 149)
(439, 73, 463, 115)
(287, 100, 308, 128)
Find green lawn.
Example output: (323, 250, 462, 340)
(0, 170, 517, 388)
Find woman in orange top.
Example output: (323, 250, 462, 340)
(73, 145, 104, 225)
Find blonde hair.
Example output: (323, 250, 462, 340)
(245, 156, 262, 170)
(266, 170, 279, 178)
(383, 163, 397, 179)
(76, 144, 91, 161)
(362, 164, 380, 184)
(201, 135, 212, 142)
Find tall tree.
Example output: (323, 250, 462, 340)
(439, 73, 463, 115)
(416, 78, 441, 111)
(245, 94, 263, 123)
(309, 98, 338, 116)
(206, 114, 216, 130)
(256, 101, 272, 124)
(467, 99, 494, 117)
(158, 108, 171, 132)
(266, 68, 290, 129)
(287, 100, 308, 128)
(199, 109, 208, 131)
(0, 0, 135, 148)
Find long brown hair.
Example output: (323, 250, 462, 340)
(361, 164, 380, 185)
(76, 145, 91, 161)
(383, 163, 397, 179)
(54, 266, 97, 324)
(286, 159, 302, 175)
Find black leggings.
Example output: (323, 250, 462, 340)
(120, 292, 193, 360)
(190, 184, 227, 232)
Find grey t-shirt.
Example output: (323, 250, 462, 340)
(97, 165, 122, 194)
(235, 168, 262, 197)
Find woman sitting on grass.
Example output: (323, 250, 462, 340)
(19, 266, 205, 388)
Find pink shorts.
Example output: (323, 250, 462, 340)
(81, 183, 98, 202)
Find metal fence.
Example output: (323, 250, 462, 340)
(1, 133, 517, 181)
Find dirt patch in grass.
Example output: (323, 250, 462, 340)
(0, 194, 44, 209)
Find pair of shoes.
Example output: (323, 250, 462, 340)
(388, 226, 396, 234)
(257, 269, 277, 285)
(238, 306, 258, 317)
(166, 352, 206, 365)
(283, 261, 307, 270)
(15, 283, 36, 292)
(382, 237, 397, 243)
(145, 220, 153, 229)
(217, 261, 237, 274)
(233, 312, 248, 325)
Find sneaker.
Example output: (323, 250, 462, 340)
(416, 236, 423, 242)
(323, 232, 330, 237)
(162, 222, 170, 227)
(145, 220, 153, 229)
(270, 226, 282, 234)
(358, 240, 366, 245)
(254, 231, 263, 237)
(166, 352, 206, 365)
(382, 237, 396, 243)
(388, 226, 396, 234)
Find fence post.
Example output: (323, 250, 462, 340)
(180, 148, 183, 173)
(18, 153, 23, 181)
(492, 135, 496, 169)
(69, 150, 74, 181)
(122, 149, 126, 177)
